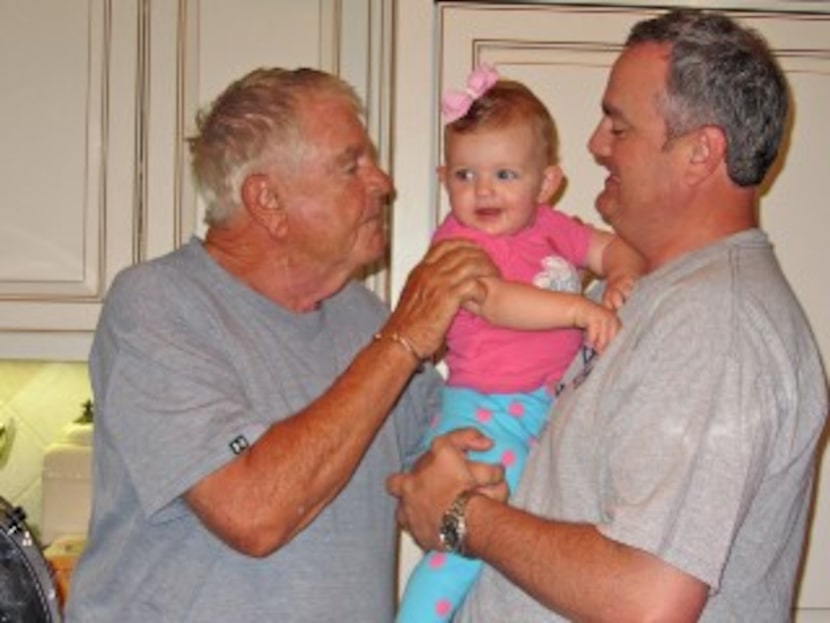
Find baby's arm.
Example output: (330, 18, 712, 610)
(583, 228, 646, 310)
(465, 277, 620, 352)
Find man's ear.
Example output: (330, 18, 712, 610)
(538, 165, 564, 205)
(241, 173, 287, 236)
(687, 125, 727, 184)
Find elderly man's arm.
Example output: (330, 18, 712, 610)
(185, 240, 496, 557)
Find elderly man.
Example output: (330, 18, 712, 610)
(389, 9, 828, 622)
(65, 68, 494, 622)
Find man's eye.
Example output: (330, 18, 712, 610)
(496, 170, 518, 180)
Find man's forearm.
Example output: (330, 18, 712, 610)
(463, 494, 708, 622)
(187, 332, 423, 556)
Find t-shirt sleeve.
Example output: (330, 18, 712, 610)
(537, 207, 594, 268)
(595, 292, 777, 589)
(93, 269, 268, 521)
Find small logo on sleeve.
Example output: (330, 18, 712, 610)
(229, 435, 250, 455)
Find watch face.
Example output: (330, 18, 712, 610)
(440, 527, 455, 551)
(440, 513, 462, 553)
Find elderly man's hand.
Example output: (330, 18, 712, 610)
(383, 240, 497, 360)
(386, 428, 508, 552)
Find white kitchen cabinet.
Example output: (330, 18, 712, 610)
(0, 0, 392, 361)
(0, 0, 142, 360)
(392, 2, 830, 618)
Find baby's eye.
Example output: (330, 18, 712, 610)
(496, 169, 518, 180)
(453, 169, 475, 181)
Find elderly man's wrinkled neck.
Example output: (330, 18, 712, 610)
(203, 220, 344, 314)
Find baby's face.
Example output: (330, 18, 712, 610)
(441, 123, 561, 237)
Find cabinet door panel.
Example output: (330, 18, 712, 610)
(1, 3, 99, 288)
(0, 0, 138, 358)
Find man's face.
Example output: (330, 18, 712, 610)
(278, 95, 392, 277)
(587, 42, 688, 255)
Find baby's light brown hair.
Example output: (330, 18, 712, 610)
(444, 79, 559, 166)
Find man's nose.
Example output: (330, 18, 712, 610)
(368, 163, 393, 197)
(587, 120, 609, 159)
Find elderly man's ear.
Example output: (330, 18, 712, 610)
(241, 173, 288, 237)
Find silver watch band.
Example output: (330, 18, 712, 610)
(439, 490, 475, 557)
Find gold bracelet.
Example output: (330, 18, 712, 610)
(373, 331, 424, 364)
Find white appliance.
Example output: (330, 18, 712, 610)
(41, 423, 93, 545)
(40, 421, 93, 613)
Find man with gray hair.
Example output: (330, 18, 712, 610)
(389, 9, 828, 621)
(65, 67, 496, 622)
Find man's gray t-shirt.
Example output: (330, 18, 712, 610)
(65, 238, 439, 623)
(458, 229, 828, 622)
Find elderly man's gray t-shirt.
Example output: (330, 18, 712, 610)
(66, 238, 439, 623)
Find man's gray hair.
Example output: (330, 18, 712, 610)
(188, 67, 363, 225)
(628, 9, 789, 186)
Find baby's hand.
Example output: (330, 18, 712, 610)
(602, 273, 637, 311)
(575, 299, 621, 353)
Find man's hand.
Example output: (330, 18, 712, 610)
(387, 428, 508, 551)
(383, 240, 498, 360)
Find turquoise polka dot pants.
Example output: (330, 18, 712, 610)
(396, 385, 551, 623)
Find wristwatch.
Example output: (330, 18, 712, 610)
(439, 490, 475, 557)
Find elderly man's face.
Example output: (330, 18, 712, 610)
(278, 95, 392, 278)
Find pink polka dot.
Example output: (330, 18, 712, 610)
(435, 598, 452, 617)
(476, 407, 492, 423)
(508, 401, 525, 417)
(501, 449, 516, 467)
(429, 552, 446, 569)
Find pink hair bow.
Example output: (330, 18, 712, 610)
(441, 64, 499, 123)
